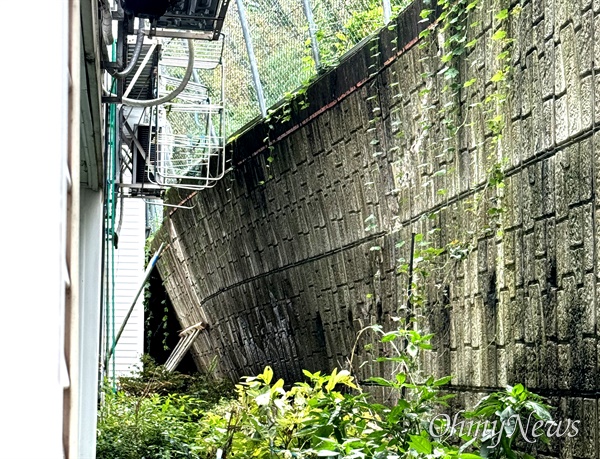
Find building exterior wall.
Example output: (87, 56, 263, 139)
(1, 1, 71, 457)
(78, 188, 104, 459)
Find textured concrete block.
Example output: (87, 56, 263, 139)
(149, 6, 600, 458)
(555, 95, 569, 144)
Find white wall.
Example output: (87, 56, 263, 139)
(0, 1, 69, 457)
(112, 197, 147, 375)
(78, 188, 104, 459)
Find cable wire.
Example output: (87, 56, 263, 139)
(122, 39, 195, 107)
(108, 20, 146, 79)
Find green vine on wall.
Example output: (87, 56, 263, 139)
(143, 240, 171, 353)
(259, 82, 312, 185)
(306, 0, 412, 71)
(256, 0, 519, 326)
(363, 0, 520, 330)
(416, 0, 518, 246)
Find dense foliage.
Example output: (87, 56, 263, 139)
(119, 355, 233, 403)
(97, 325, 554, 459)
(97, 391, 206, 459)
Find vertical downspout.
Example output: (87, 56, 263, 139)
(103, 41, 119, 389)
(108, 92, 118, 387)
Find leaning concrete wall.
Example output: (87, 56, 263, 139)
(154, 0, 600, 453)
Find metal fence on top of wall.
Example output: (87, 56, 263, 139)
(220, 0, 413, 135)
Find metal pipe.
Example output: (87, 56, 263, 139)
(122, 39, 195, 107)
(123, 42, 158, 98)
(235, 0, 267, 117)
(301, 0, 321, 69)
(105, 243, 165, 366)
(108, 21, 146, 79)
(383, 0, 392, 24)
(143, 198, 196, 210)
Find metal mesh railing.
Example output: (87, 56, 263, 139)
(161, 38, 224, 68)
(220, 0, 413, 134)
(152, 39, 227, 190)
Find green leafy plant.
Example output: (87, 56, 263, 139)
(310, 0, 411, 69)
(118, 355, 234, 404)
(98, 330, 554, 459)
(97, 389, 205, 459)
(465, 384, 553, 459)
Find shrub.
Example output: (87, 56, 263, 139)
(118, 354, 234, 405)
(96, 391, 206, 459)
(97, 325, 554, 459)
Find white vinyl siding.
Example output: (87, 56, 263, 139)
(113, 198, 146, 376)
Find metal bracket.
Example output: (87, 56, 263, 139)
(141, 28, 215, 40)
(102, 95, 122, 104)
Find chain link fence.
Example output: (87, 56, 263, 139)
(219, 0, 412, 135)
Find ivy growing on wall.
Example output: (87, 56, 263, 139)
(385, 0, 519, 321)
(253, 0, 520, 352)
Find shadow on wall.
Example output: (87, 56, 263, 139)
(145, 268, 197, 374)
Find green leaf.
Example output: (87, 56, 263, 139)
(492, 30, 507, 41)
(495, 9, 509, 20)
(445, 67, 460, 80)
(367, 377, 393, 387)
(396, 399, 410, 410)
(303, 369, 314, 379)
(325, 368, 338, 391)
(376, 356, 409, 363)
(419, 9, 433, 19)
(381, 333, 397, 342)
(395, 373, 406, 385)
(409, 435, 432, 455)
(466, 1, 478, 11)
(525, 401, 552, 421)
(490, 69, 505, 82)
(512, 383, 524, 396)
(419, 29, 431, 39)
(441, 53, 454, 63)
(259, 366, 274, 384)
(271, 378, 285, 392)
(433, 376, 452, 386)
